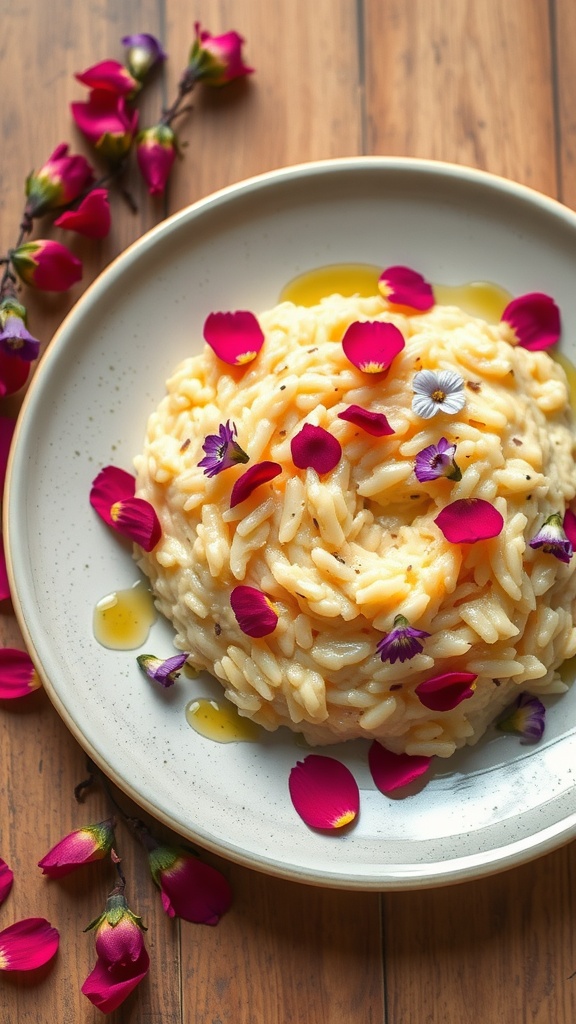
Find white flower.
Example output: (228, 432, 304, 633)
(412, 369, 466, 419)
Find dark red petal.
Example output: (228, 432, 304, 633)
(288, 754, 359, 829)
(341, 320, 405, 373)
(435, 499, 504, 543)
(415, 671, 477, 711)
(378, 265, 434, 311)
(290, 423, 341, 474)
(337, 404, 394, 437)
(0, 417, 15, 491)
(229, 461, 282, 508)
(368, 742, 432, 793)
(0, 350, 30, 397)
(203, 310, 264, 365)
(501, 292, 560, 351)
(230, 585, 278, 638)
(90, 465, 136, 528)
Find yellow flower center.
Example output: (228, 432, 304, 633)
(332, 809, 356, 828)
(431, 388, 446, 403)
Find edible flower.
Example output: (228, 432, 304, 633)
(378, 265, 434, 311)
(229, 460, 282, 508)
(137, 652, 188, 688)
(0, 858, 13, 906)
(24, 142, 94, 220)
(54, 188, 111, 239)
(376, 614, 430, 664)
(10, 239, 82, 292)
(368, 742, 432, 794)
(0, 918, 59, 972)
(90, 465, 162, 551)
(0, 537, 10, 602)
(496, 692, 546, 743)
(230, 585, 278, 638)
(415, 670, 477, 711)
(0, 349, 30, 397)
(563, 507, 576, 548)
(0, 416, 14, 492)
(76, 59, 139, 96)
(435, 498, 504, 543)
(0, 649, 41, 699)
(82, 881, 149, 1014)
(135, 124, 178, 196)
(412, 369, 465, 419)
(529, 512, 573, 563)
(341, 320, 405, 373)
(186, 22, 254, 86)
(0, 298, 40, 361)
(337, 404, 394, 437)
(501, 292, 560, 351)
(71, 90, 139, 162)
(122, 33, 167, 82)
(291, 423, 342, 474)
(203, 310, 264, 365)
(38, 818, 116, 878)
(147, 842, 232, 924)
(198, 420, 249, 477)
(288, 754, 360, 830)
(414, 436, 462, 482)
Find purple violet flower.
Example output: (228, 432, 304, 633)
(0, 299, 40, 361)
(414, 436, 462, 482)
(137, 653, 189, 688)
(376, 614, 431, 664)
(496, 692, 546, 744)
(198, 420, 249, 477)
(529, 512, 573, 563)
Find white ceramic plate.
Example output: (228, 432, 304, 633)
(6, 157, 576, 890)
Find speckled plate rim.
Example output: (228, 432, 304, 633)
(5, 156, 576, 890)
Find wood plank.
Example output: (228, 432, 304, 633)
(363, 0, 558, 196)
(554, 0, 576, 210)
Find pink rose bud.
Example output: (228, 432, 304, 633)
(148, 843, 232, 924)
(136, 124, 178, 195)
(10, 240, 82, 292)
(71, 89, 139, 162)
(24, 142, 94, 219)
(82, 882, 149, 1014)
(186, 21, 254, 86)
(38, 818, 116, 877)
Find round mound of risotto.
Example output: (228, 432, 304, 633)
(134, 292, 576, 756)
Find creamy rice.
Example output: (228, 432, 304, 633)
(134, 294, 576, 755)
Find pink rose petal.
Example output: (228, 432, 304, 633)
(378, 265, 434, 311)
(501, 292, 560, 351)
(337, 404, 394, 437)
(368, 742, 432, 793)
(203, 310, 264, 366)
(0, 349, 30, 397)
(0, 858, 14, 906)
(563, 508, 576, 548)
(90, 465, 161, 551)
(288, 754, 359, 829)
(0, 648, 40, 699)
(290, 423, 341, 474)
(81, 945, 149, 1013)
(415, 670, 477, 712)
(229, 461, 282, 508)
(342, 320, 405, 373)
(0, 536, 10, 602)
(0, 918, 59, 971)
(435, 498, 504, 543)
(0, 416, 15, 491)
(230, 585, 278, 638)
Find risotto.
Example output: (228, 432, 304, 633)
(134, 293, 576, 756)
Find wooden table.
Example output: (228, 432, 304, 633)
(2, 1, 575, 1021)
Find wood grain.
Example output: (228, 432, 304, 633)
(0, 1, 575, 1022)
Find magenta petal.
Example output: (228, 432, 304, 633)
(563, 508, 576, 548)
(81, 947, 149, 1013)
(159, 857, 233, 925)
(38, 819, 115, 878)
(90, 465, 136, 526)
(0, 536, 10, 602)
(229, 461, 282, 508)
(501, 292, 560, 351)
(230, 585, 278, 638)
(54, 189, 111, 239)
(0, 859, 14, 906)
(341, 320, 405, 373)
(0, 918, 59, 971)
(203, 310, 264, 365)
(110, 496, 162, 551)
(0, 648, 40, 698)
(378, 265, 434, 311)
(415, 670, 477, 711)
(435, 498, 504, 543)
(0, 416, 15, 491)
(0, 350, 31, 397)
(337, 404, 394, 437)
(290, 423, 342, 474)
(368, 742, 432, 793)
(289, 754, 359, 830)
